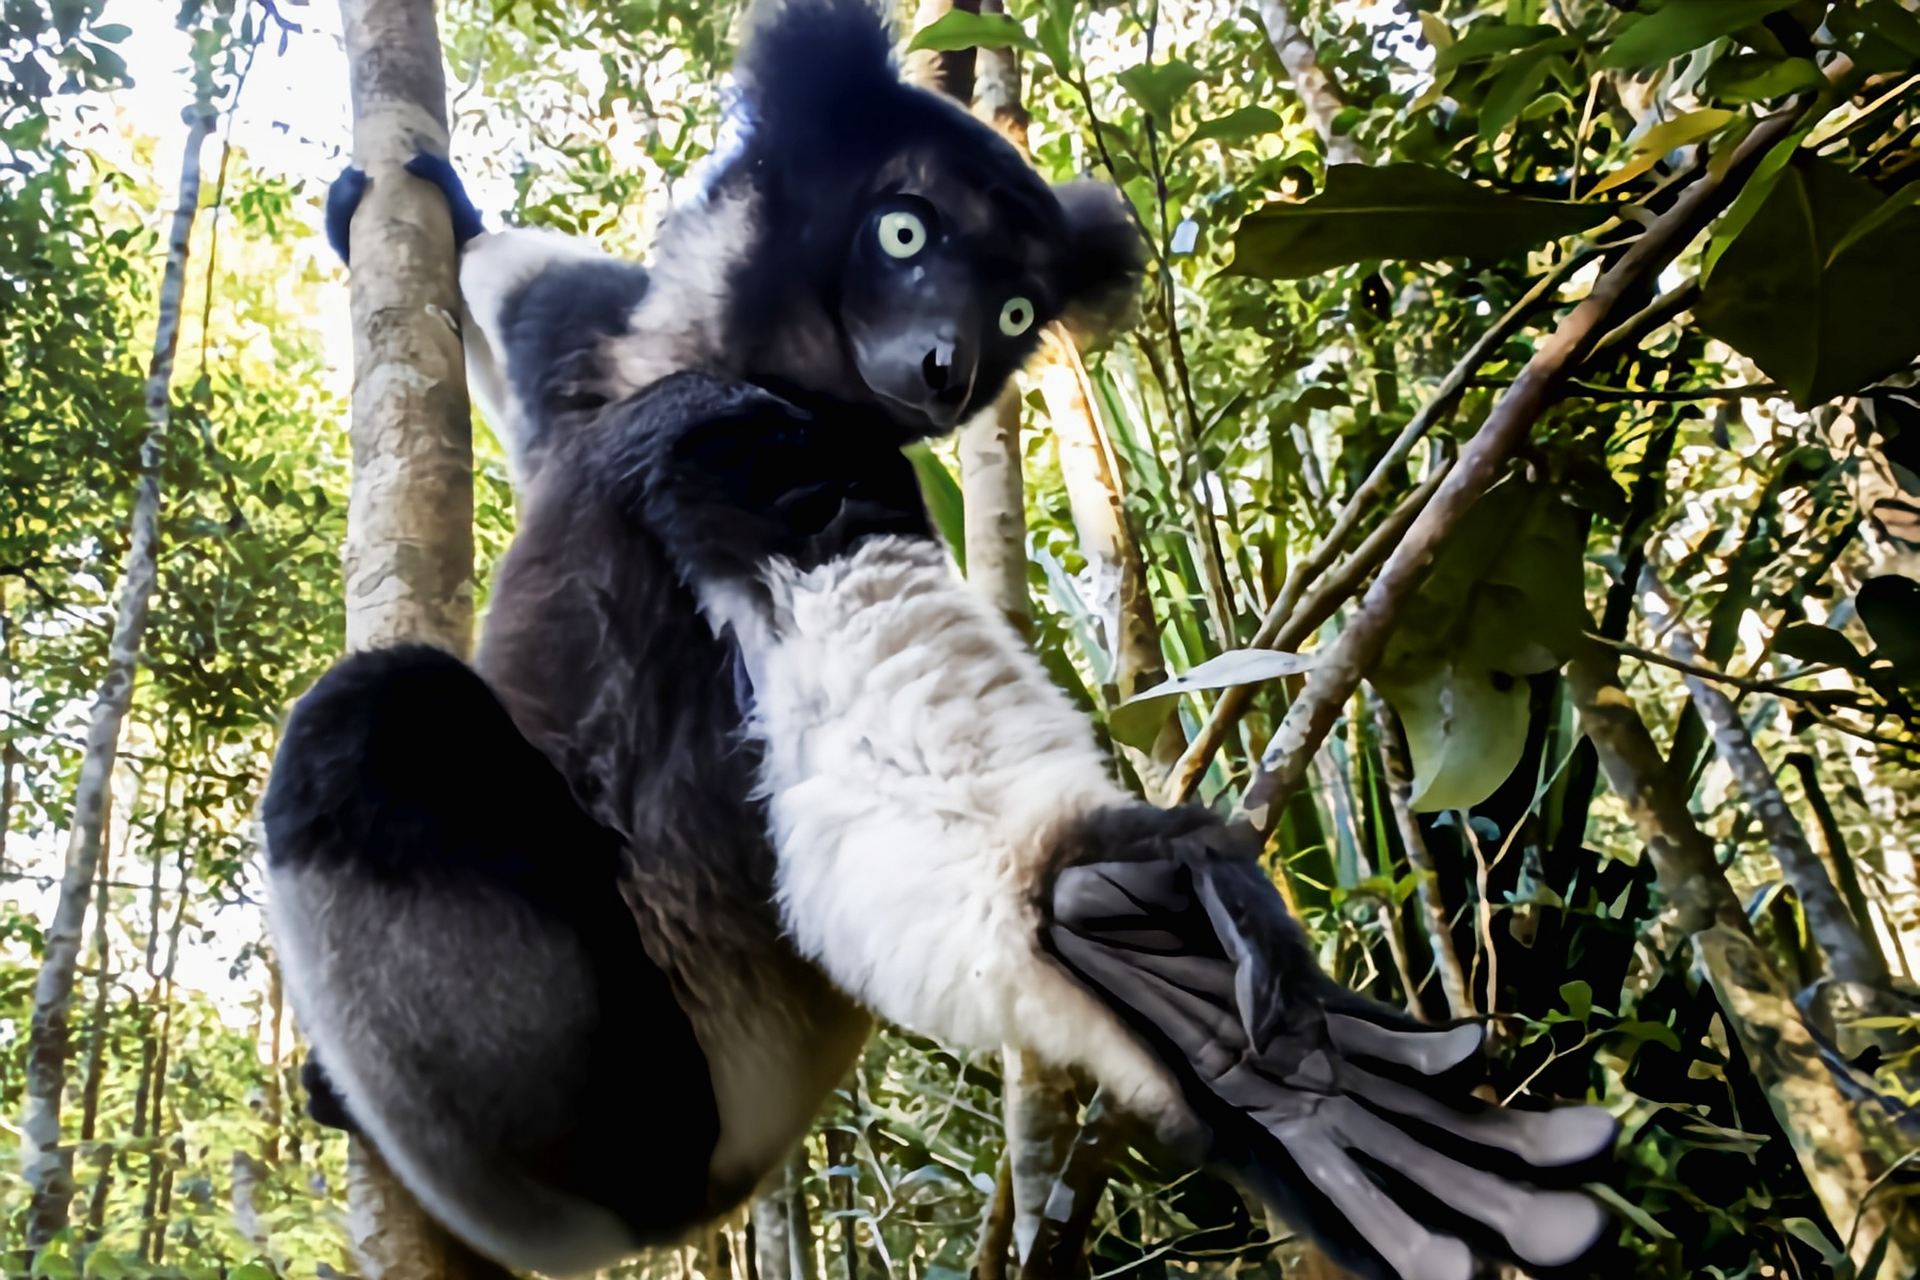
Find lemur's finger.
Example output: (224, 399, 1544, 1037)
(1328, 1097, 1607, 1267)
(1342, 1063, 1619, 1168)
(1327, 1013, 1484, 1076)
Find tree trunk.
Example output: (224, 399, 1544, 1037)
(19, 101, 216, 1255)
(1251, 0, 1364, 165)
(1037, 329, 1182, 791)
(751, 1146, 817, 1280)
(1784, 752, 1890, 979)
(1659, 622, 1886, 986)
(335, 1, 487, 1274)
(340, 0, 474, 658)
(1002, 1049, 1078, 1264)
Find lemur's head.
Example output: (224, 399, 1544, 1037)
(671, 0, 1142, 436)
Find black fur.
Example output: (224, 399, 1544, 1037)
(263, 645, 721, 1240)
(500, 258, 652, 431)
(605, 371, 935, 591)
(704, 0, 1143, 429)
(272, 0, 1141, 1267)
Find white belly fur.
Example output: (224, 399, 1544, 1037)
(702, 537, 1190, 1132)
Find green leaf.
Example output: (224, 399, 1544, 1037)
(1183, 106, 1284, 149)
(1601, 0, 1797, 69)
(1697, 160, 1920, 407)
(1588, 1181, 1676, 1239)
(1117, 59, 1203, 121)
(91, 22, 131, 42)
(905, 443, 965, 572)
(906, 9, 1037, 54)
(1702, 121, 1809, 279)
(1228, 163, 1608, 279)
(1109, 649, 1318, 751)
(1478, 42, 1571, 140)
(1373, 657, 1533, 811)
(1773, 621, 1864, 670)
(1434, 22, 1557, 74)
(1827, 180, 1920, 266)
(1782, 1218, 1852, 1277)
(1371, 479, 1589, 811)
(1560, 979, 1593, 1023)
(1588, 108, 1737, 195)
(1857, 575, 1920, 683)
(1702, 53, 1824, 103)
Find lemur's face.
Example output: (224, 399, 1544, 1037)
(837, 155, 1074, 432)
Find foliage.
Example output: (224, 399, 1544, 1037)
(3, 0, 1919, 1276)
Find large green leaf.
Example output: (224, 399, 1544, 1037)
(906, 8, 1038, 54)
(1696, 160, 1920, 408)
(1117, 59, 1203, 121)
(1601, 0, 1797, 69)
(1182, 106, 1284, 150)
(1370, 479, 1589, 811)
(1227, 164, 1609, 279)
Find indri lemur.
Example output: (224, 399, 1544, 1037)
(265, 3, 1618, 1278)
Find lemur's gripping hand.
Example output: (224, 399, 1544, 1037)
(1048, 811, 1617, 1280)
(324, 153, 485, 265)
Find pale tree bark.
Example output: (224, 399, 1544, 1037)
(340, 0, 475, 658)
(19, 100, 217, 1256)
(336, 1, 483, 1275)
(1251, 0, 1364, 166)
(752, 1146, 818, 1280)
(1653, 613, 1887, 987)
(1564, 651, 1918, 1274)
(1037, 330, 1184, 793)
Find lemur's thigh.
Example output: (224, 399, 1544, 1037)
(263, 645, 718, 1269)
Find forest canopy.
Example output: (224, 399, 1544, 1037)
(2, 0, 1918, 1278)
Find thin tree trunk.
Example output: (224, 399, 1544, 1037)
(339, 0, 474, 657)
(76, 807, 115, 1147)
(1563, 652, 1917, 1273)
(1564, 650, 1748, 937)
(337, 1, 486, 1273)
(19, 101, 216, 1255)
(967, 1150, 1014, 1280)
(751, 1146, 817, 1280)
(1038, 330, 1182, 790)
(1370, 694, 1473, 1018)
(263, 944, 285, 1166)
(1657, 619, 1887, 986)
(1784, 752, 1890, 979)
(1002, 1049, 1078, 1264)
(139, 861, 188, 1265)
(1251, 0, 1364, 165)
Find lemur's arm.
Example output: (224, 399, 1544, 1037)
(325, 158, 650, 476)
(622, 373, 1620, 1280)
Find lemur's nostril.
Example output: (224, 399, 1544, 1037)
(922, 346, 952, 392)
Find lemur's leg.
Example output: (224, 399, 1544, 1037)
(263, 645, 718, 1273)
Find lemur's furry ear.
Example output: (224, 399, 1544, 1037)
(733, 0, 898, 137)
(1054, 181, 1147, 339)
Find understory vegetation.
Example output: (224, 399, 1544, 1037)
(2, 0, 1918, 1277)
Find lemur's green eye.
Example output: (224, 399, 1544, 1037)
(878, 211, 928, 259)
(998, 296, 1035, 337)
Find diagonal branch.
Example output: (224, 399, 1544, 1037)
(1231, 104, 1810, 840)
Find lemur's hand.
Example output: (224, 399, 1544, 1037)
(324, 153, 485, 265)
